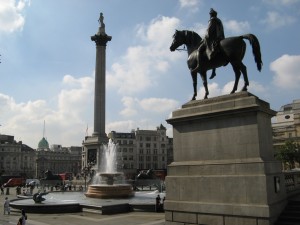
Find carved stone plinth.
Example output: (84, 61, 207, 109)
(165, 92, 287, 225)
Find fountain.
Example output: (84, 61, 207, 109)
(85, 139, 133, 198)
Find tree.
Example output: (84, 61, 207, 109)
(275, 140, 300, 170)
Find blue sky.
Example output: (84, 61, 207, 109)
(0, 0, 299, 148)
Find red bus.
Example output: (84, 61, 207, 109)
(59, 172, 73, 181)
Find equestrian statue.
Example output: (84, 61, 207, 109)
(169, 8, 262, 100)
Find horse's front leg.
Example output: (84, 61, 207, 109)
(191, 72, 197, 100)
(200, 72, 209, 99)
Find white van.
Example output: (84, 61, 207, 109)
(25, 179, 40, 186)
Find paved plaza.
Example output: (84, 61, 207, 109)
(0, 192, 165, 225)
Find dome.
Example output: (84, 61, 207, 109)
(38, 137, 49, 149)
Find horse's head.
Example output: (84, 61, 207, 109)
(170, 30, 187, 51)
(170, 30, 202, 52)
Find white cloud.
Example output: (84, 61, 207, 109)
(139, 98, 179, 113)
(120, 97, 138, 117)
(198, 82, 222, 99)
(197, 79, 267, 100)
(0, 74, 94, 148)
(107, 16, 181, 95)
(261, 11, 296, 30)
(179, 0, 201, 12)
(106, 120, 137, 133)
(0, 0, 29, 33)
(263, 0, 299, 6)
(224, 20, 251, 35)
(271, 54, 300, 90)
(120, 96, 179, 117)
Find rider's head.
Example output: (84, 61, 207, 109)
(209, 8, 217, 17)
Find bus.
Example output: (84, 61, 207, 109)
(59, 172, 73, 181)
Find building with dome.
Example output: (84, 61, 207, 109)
(38, 137, 49, 150)
(35, 136, 81, 179)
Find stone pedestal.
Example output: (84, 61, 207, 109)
(165, 92, 286, 225)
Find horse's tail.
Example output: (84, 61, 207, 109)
(242, 34, 263, 72)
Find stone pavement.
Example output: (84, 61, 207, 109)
(0, 191, 165, 225)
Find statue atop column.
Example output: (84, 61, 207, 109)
(92, 12, 111, 46)
(98, 12, 106, 35)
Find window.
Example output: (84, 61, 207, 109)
(146, 143, 151, 148)
(146, 137, 151, 141)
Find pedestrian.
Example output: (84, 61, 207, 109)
(4, 197, 10, 215)
(17, 209, 27, 225)
(155, 194, 161, 212)
(0, 185, 4, 195)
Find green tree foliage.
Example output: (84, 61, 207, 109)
(275, 140, 300, 170)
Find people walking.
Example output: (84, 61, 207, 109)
(17, 209, 27, 225)
(4, 197, 10, 215)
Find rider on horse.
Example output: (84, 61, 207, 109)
(195, 8, 225, 79)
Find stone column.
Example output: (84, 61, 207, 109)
(91, 13, 112, 139)
(82, 13, 111, 170)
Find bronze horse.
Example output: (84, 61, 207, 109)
(169, 30, 262, 100)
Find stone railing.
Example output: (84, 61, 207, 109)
(284, 170, 300, 196)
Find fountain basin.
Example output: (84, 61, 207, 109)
(85, 184, 134, 198)
(9, 191, 165, 214)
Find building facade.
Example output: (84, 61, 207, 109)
(0, 134, 82, 180)
(272, 99, 300, 149)
(0, 135, 35, 178)
(82, 124, 173, 179)
(35, 138, 82, 179)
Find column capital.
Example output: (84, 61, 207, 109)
(91, 34, 112, 46)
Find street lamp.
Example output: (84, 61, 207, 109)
(81, 163, 94, 191)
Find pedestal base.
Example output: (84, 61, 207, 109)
(165, 92, 287, 225)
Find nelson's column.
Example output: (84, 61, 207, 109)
(82, 13, 111, 169)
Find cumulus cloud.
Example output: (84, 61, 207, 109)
(197, 79, 267, 100)
(107, 16, 181, 95)
(179, 0, 201, 12)
(261, 11, 296, 30)
(139, 98, 179, 113)
(120, 97, 139, 117)
(224, 20, 251, 35)
(271, 54, 300, 90)
(120, 96, 179, 117)
(263, 0, 299, 6)
(0, 74, 94, 148)
(0, 0, 30, 33)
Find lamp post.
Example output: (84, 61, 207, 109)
(81, 163, 94, 191)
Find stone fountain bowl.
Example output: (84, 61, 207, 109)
(85, 184, 134, 199)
